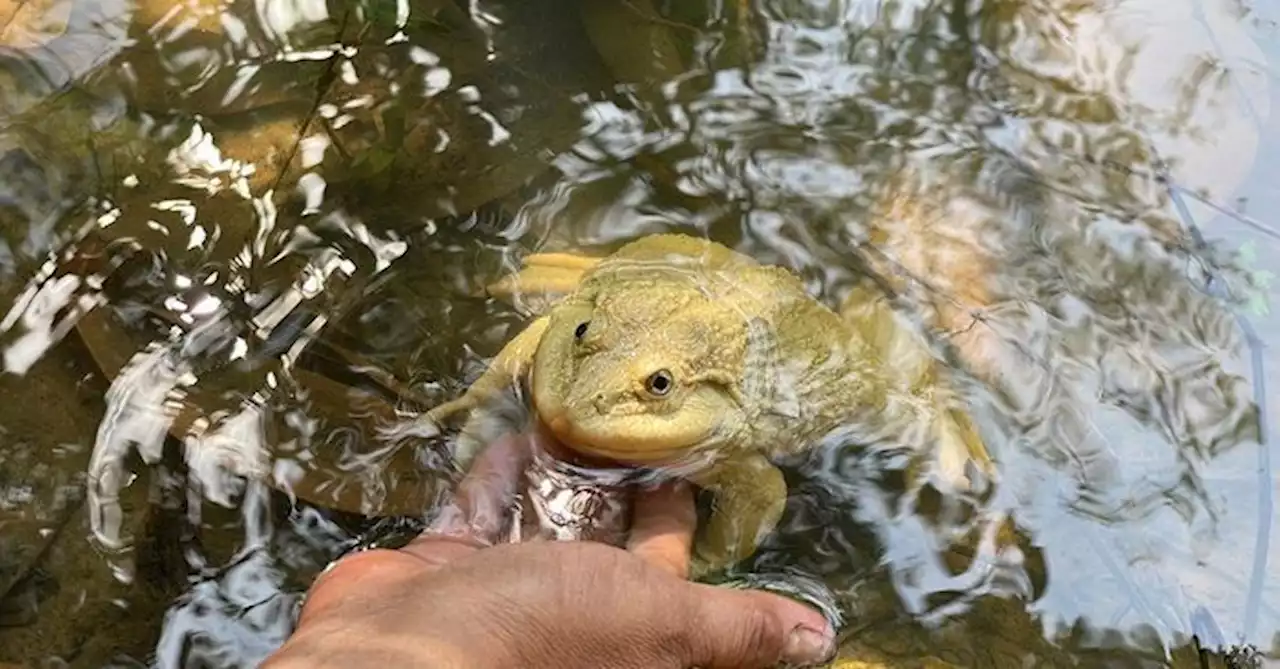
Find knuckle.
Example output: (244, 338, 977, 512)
(315, 548, 416, 589)
(684, 597, 787, 667)
(739, 604, 786, 659)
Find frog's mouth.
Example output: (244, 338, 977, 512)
(531, 361, 717, 466)
(535, 400, 710, 466)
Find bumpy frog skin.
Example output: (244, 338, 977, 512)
(407, 233, 995, 575)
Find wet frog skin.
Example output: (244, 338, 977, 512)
(402, 233, 995, 576)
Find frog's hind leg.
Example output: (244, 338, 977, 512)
(485, 252, 604, 306)
(839, 281, 995, 492)
(687, 455, 847, 636)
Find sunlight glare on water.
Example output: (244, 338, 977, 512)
(0, 0, 1277, 666)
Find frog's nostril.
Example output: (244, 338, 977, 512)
(593, 393, 609, 414)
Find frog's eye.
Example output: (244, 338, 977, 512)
(574, 322, 589, 340)
(644, 369, 674, 396)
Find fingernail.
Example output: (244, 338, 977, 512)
(781, 625, 835, 667)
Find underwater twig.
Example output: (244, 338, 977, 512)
(1141, 4, 1272, 637)
(1023, 126, 1276, 642)
(264, 4, 355, 198)
(618, 0, 702, 35)
(1084, 152, 1280, 243)
(854, 239, 1120, 472)
(1189, 0, 1270, 135)
(1157, 152, 1272, 644)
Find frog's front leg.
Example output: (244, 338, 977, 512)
(688, 452, 788, 579)
(382, 315, 550, 441)
(485, 251, 604, 304)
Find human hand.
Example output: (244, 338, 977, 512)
(261, 432, 837, 669)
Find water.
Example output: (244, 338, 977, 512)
(0, 0, 1277, 666)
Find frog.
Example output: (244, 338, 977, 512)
(398, 233, 997, 576)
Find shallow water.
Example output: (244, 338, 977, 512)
(0, 0, 1277, 666)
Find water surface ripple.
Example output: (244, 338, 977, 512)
(0, 0, 1276, 666)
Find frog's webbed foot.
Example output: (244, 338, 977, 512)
(688, 551, 723, 583)
(715, 570, 845, 640)
(929, 405, 996, 495)
(842, 281, 998, 495)
(376, 395, 477, 443)
(686, 458, 844, 658)
(485, 251, 603, 307)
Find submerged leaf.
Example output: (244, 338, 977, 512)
(578, 0, 688, 89)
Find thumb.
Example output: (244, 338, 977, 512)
(679, 584, 836, 668)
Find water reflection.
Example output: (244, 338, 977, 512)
(0, 0, 1276, 666)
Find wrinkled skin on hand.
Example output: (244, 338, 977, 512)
(261, 433, 836, 669)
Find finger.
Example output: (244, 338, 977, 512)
(447, 432, 531, 539)
(678, 585, 837, 668)
(408, 433, 532, 558)
(625, 480, 696, 578)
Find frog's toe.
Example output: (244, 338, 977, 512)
(690, 542, 741, 582)
(377, 414, 443, 442)
(688, 553, 722, 582)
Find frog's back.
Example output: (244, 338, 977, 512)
(576, 234, 881, 453)
(584, 234, 824, 321)
(591, 234, 757, 275)
(582, 235, 867, 370)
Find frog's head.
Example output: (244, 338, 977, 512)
(530, 282, 748, 466)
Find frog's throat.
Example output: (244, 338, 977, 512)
(534, 403, 703, 466)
